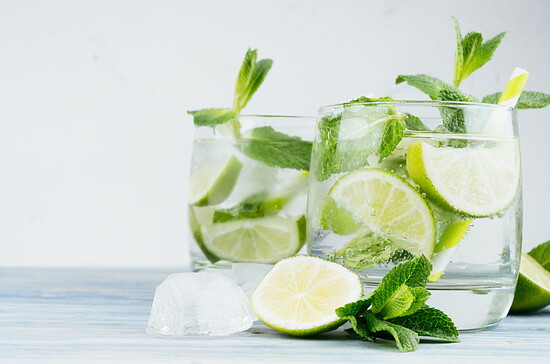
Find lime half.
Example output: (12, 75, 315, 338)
(510, 252, 550, 314)
(329, 168, 435, 258)
(251, 255, 363, 336)
(189, 155, 242, 206)
(200, 215, 304, 263)
(407, 141, 520, 217)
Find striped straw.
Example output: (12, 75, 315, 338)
(482, 67, 529, 134)
(497, 67, 529, 107)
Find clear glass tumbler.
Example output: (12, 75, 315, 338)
(307, 101, 522, 330)
(188, 115, 315, 271)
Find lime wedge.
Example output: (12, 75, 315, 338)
(406, 141, 520, 217)
(189, 155, 242, 206)
(200, 215, 304, 263)
(329, 168, 435, 258)
(510, 252, 550, 314)
(429, 219, 472, 281)
(188, 205, 219, 263)
(319, 197, 360, 235)
(251, 255, 363, 336)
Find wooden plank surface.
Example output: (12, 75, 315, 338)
(1, 268, 549, 363)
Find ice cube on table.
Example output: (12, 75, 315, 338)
(146, 272, 254, 336)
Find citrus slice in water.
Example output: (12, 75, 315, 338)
(406, 141, 520, 217)
(251, 255, 363, 336)
(189, 155, 242, 206)
(188, 205, 219, 263)
(319, 196, 361, 235)
(200, 215, 304, 263)
(510, 252, 550, 314)
(329, 168, 435, 258)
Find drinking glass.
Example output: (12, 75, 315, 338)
(307, 101, 522, 330)
(188, 115, 315, 271)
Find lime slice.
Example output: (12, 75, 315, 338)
(188, 205, 219, 263)
(189, 155, 242, 206)
(429, 219, 472, 281)
(200, 215, 304, 263)
(319, 197, 360, 235)
(329, 168, 435, 258)
(406, 141, 520, 217)
(251, 255, 363, 336)
(510, 253, 550, 314)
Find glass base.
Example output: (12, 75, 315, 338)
(363, 281, 515, 331)
(191, 258, 234, 272)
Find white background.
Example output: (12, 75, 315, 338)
(0, 0, 549, 267)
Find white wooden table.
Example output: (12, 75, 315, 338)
(1, 268, 549, 363)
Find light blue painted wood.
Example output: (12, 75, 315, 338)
(1, 268, 549, 363)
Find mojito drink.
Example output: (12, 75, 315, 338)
(307, 100, 522, 330)
(189, 115, 314, 270)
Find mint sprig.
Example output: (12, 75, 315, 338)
(396, 17, 549, 133)
(188, 48, 273, 135)
(336, 256, 460, 352)
(188, 49, 313, 171)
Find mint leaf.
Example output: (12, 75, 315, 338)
(458, 31, 506, 85)
(482, 91, 550, 109)
(336, 297, 372, 319)
(337, 298, 376, 342)
(370, 255, 431, 315)
(389, 306, 460, 342)
(188, 108, 237, 127)
(404, 113, 430, 131)
(459, 32, 483, 84)
(346, 316, 376, 342)
(528, 240, 550, 271)
(233, 49, 273, 112)
(451, 17, 506, 87)
(212, 192, 284, 223)
(396, 74, 449, 100)
(379, 115, 405, 161)
(377, 285, 414, 320)
(238, 126, 312, 171)
(400, 287, 431, 317)
(452, 16, 464, 88)
(365, 312, 419, 352)
(233, 48, 257, 109)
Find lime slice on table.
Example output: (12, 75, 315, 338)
(251, 255, 363, 336)
(406, 141, 520, 217)
(329, 168, 436, 258)
(510, 241, 550, 314)
(200, 215, 305, 263)
(189, 155, 243, 206)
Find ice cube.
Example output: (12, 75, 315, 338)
(146, 272, 254, 336)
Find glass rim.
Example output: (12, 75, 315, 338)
(318, 100, 514, 114)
